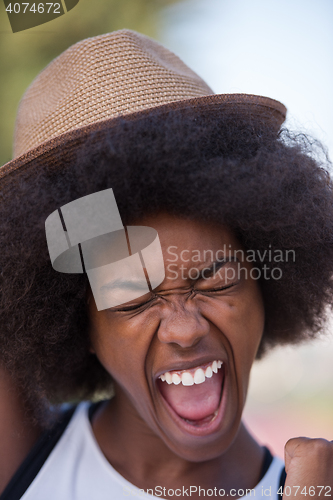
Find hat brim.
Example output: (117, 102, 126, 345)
(0, 93, 286, 198)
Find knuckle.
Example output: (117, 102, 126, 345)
(308, 438, 332, 457)
(285, 436, 309, 450)
(285, 437, 333, 459)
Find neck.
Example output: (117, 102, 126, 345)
(0, 365, 41, 495)
(92, 394, 264, 496)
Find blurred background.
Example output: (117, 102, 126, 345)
(1, 0, 332, 457)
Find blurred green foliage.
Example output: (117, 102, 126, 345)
(0, 0, 178, 166)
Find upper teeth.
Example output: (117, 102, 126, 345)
(159, 360, 223, 386)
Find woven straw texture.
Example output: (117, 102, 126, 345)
(0, 29, 286, 190)
(14, 29, 214, 158)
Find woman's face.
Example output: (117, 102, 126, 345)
(88, 214, 265, 461)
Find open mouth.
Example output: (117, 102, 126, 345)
(156, 360, 225, 435)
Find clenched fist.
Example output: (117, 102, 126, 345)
(283, 437, 333, 499)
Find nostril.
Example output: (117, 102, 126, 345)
(157, 310, 210, 348)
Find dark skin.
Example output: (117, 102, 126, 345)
(89, 214, 333, 499)
(0, 216, 332, 498)
(0, 365, 41, 495)
(89, 214, 266, 498)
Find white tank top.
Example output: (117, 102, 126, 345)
(20, 402, 285, 500)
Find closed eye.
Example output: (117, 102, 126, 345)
(111, 282, 238, 312)
(197, 282, 238, 294)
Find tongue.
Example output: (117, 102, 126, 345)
(158, 370, 223, 421)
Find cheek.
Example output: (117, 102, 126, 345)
(231, 285, 265, 389)
(90, 314, 158, 390)
(199, 283, 264, 385)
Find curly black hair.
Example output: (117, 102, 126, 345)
(1, 107, 333, 424)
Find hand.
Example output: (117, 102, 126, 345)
(283, 437, 333, 499)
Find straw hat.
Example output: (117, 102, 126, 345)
(0, 29, 286, 194)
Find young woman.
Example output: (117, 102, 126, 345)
(0, 30, 332, 499)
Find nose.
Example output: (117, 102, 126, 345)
(157, 297, 210, 348)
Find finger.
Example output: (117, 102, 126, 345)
(284, 437, 310, 472)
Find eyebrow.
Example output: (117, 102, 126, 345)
(196, 257, 237, 281)
(100, 279, 148, 294)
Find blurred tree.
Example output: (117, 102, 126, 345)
(0, 0, 179, 165)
